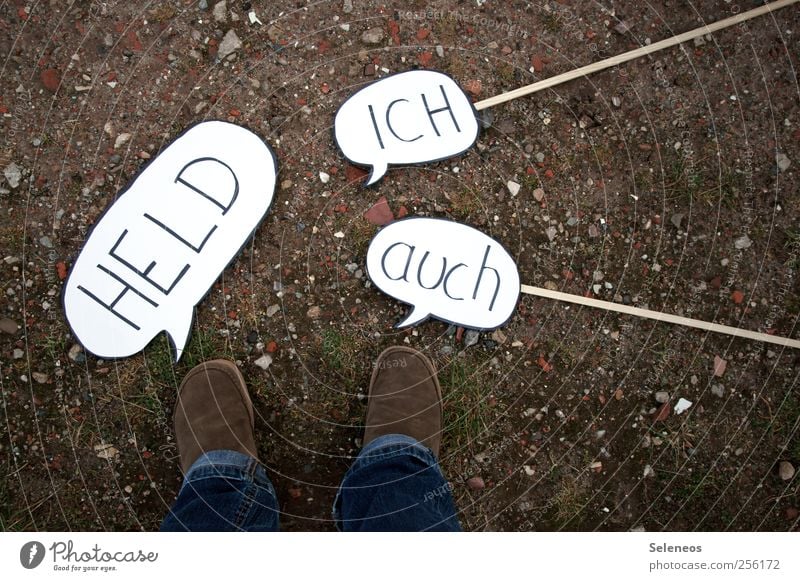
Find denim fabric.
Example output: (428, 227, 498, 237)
(161, 435, 460, 532)
(334, 434, 461, 531)
(160, 450, 279, 531)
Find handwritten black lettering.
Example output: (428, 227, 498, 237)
(386, 99, 423, 142)
(416, 251, 447, 289)
(174, 157, 239, 215)
(443, 263, 466, 300)
(78, 265, 159, 330)
(472, 245, 500, 311)
(143, 213, 217, 254)
(381, 242, 415, 281)
(368, 104, 385, 150)
(421, 85, 461, 137)
(109, 229, 190, 295)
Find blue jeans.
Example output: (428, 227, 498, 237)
(160, 434, 461, 531)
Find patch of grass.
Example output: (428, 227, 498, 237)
(520, 173, 541, 193)
(552, 475, 590, 524)
(447, 188, 481, 220)
(669, 466, 726, 505)
(140, 327, 226, 389)
(347, 219, 377, 259)
(42, 331, 67, 363)
(441, 356, 489, 451)
(0, 468, 11, 531)
(783, 228, 800, 269)
(147, 3, 177, 22)
(320, 328, 367, 388)
(495, 63, 516, 86)
(540, 12, 563, 34)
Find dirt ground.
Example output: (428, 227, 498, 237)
(1, 0, 798, 532)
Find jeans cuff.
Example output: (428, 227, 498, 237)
(355, 433, 438, 469)
(182, 450, 269, 490)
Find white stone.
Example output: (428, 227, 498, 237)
(776, 153, 791, 172)
(506, 180, 520, 197)
(734, 234, 752, 250)
(213, 1, 227, 23)
(674, 398, 693, 415)
(218, 29, 242, 59)
(254, 354, 273, 370)
(3, 163, 21, 189)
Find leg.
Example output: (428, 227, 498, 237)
(334, 347, 461, 531)
(160, 360, 279, 531)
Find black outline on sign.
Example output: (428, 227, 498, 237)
(332, 69, 482, 187)
(364, 216, 521, 332)
(61, 120, 279, 362)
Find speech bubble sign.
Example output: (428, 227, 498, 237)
(366, 217, 520, 330)
(334, 70, 479, 185)
(63, 121, 277, 361)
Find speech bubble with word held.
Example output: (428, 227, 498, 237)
(366, 217, 520, 330)
(63, 121, 277, 361)
(334, 70, 479, 186)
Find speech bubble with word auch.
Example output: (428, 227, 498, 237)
(366, 217, 520, 330)
(334, 70, 479, 186)
(63, 121, 277, 361)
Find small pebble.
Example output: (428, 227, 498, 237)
(467, 476, 485, 490)
(68, 343, 85, 363)
(319, 171, 330, 183)
(776, 153, 791, 172)
(506, 180, 520, 197)
(674, 398, 692, 415)
(114, 133, 131, 149)
(778, 461, 795, 481)
(254, 354, 273, 370)
(361, 27, 384, 45)
(218, 29, 242, 59)
(307, 306, 322, 319)
(213, 1, 227, 23)
(0, 318, 20, 334)
(655, 391, 669, 404)
(734, 234, 752, 250)
(4, 163, 22, 188)
(464, 329, 480, 347)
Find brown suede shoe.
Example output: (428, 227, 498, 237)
(363, 347, 443, 456)
(174, 359, 257, 473)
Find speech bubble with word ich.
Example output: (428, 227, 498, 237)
(63, 121, 277, 361)
(366, 217, 520, 330)
(334, 70, 479, 186)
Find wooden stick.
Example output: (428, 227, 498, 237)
(475, 0, 799, 110)
(520, 284, 800, 349)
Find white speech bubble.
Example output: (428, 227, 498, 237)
(334, 70, 479, 185)
(63, 121, 277, 361)
(366, 217, 520, 330)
